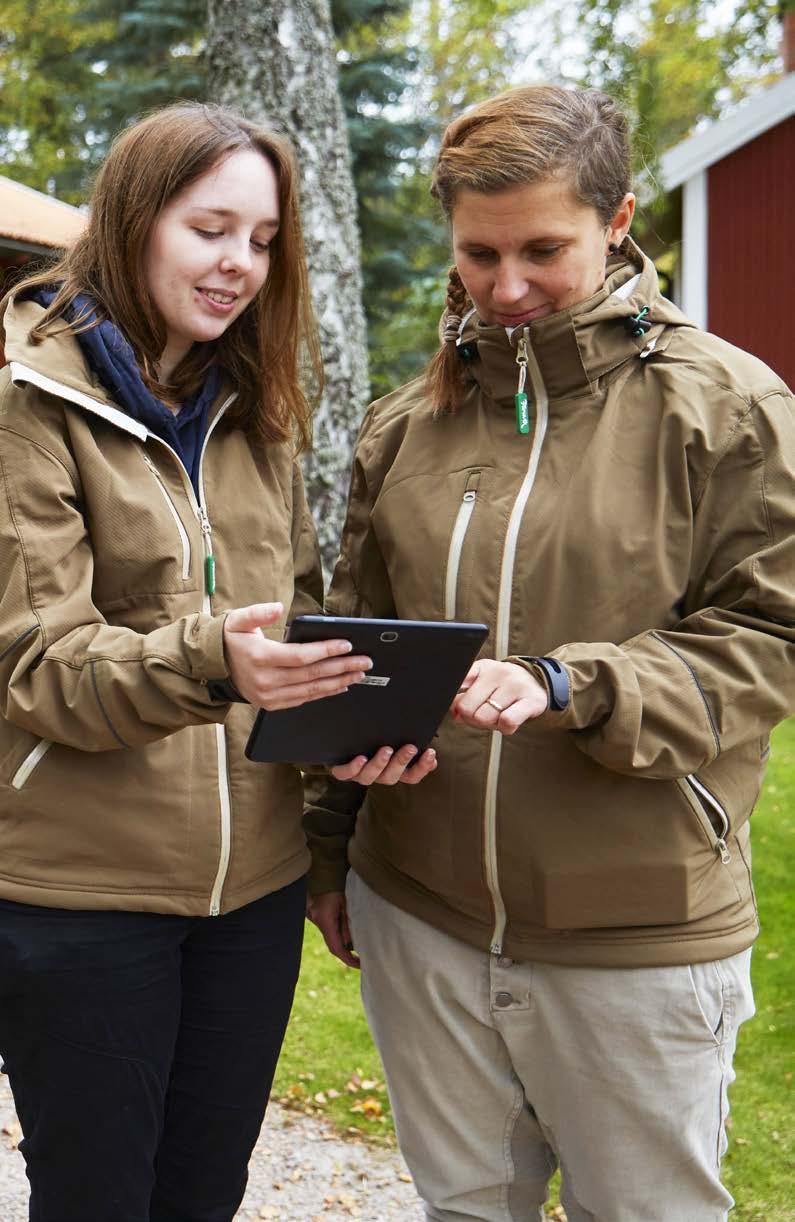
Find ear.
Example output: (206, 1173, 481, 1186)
(607, 193, 636, 249)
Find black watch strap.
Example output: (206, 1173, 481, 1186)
(522, 656, 570, 712)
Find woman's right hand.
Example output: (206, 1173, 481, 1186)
(223, 602, 372, 709)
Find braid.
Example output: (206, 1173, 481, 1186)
(428, 265, 473, 416)
(441, 265, 470, 342)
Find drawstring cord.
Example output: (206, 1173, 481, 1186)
(624, 306, 652, 338)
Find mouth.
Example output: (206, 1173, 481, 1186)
(493, 304, 552, 326)
(196, 287, 238, 312)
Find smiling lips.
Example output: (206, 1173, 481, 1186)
(197, 287, 238, 312)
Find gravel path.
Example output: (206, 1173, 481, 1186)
(0, 1072, 563, 1220)
(0, 1069, 424, 1220)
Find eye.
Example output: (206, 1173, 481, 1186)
(193, 228, 222, 240)
(465, 249, 495, 263)
(529, 246, 562, 261)
(250, 239, 270, 253)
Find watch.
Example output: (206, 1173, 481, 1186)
(523, 656, 570, 712)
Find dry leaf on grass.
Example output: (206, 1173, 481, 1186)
(2, 1120, 22, 1150)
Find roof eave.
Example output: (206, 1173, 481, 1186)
(660, 73, 795, 190)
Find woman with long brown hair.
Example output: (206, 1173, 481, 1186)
(0, 103, 370, 1221)
(307, 85, 795, 1220)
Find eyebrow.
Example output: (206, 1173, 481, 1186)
(191, 206, 279, 229)
(457, 235, 570, 247)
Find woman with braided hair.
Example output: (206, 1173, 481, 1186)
(306, 84, 794, 1221)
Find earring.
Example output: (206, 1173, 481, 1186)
(608, 241, 619, 254)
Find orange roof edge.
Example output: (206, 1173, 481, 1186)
(0, 175, 87, 250)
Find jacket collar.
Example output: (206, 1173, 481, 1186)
(455, 238, 694, 407)
(1, 295, 234, 435)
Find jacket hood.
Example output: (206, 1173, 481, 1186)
(2, 293, 118, 409)
(450, 238, 696, 405)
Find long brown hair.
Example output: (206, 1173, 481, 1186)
(10, 103, 322, 450)
(427, 85, 632, 414)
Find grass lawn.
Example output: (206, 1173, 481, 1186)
(274, 718, 795, 1216)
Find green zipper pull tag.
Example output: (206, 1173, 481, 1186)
(515, 333, 530, 435)
(205, 554, 216, 596)
(515, 392, 530, 434)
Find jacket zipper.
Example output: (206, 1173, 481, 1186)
(125, 425, 233, 915)
(195, 436, 233, 917)
(485, 329, 549, 955)
(141, 452, 191, 579)
(444, 471, 480, 619)
(11, 739, 53, 790)
(684, 774, 731, 864)
(10, 364, 237, 916)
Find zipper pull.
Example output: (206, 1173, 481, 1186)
(205, 555, 216, 596)
(515, 334, 530, 435)
(715, 838, 731, 865)
(198, 507, 215, 596)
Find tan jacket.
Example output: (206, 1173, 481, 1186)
(305, 240, 795, 967)
(0, 296, 323, 915)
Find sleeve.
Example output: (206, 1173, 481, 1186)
(511, 390, 795, 779)
(0, 415, 234, 751)
(302, 405, 395, 894)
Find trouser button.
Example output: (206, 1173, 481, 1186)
(494, 991, 514, 1008)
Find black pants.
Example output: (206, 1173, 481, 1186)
(0, 877, 306, 1222)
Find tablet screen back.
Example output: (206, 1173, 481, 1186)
(245, 617, 488, 765)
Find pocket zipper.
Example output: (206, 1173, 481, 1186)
(445, 472, 480, 620)
(141, 452, 192, 579)
(685, 774, 731, 864)
(12, 739, 54, 790)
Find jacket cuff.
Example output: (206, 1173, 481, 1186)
(307, 858, 350, 897)
(207, 677, 248, 704)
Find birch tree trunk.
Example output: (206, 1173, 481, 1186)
(206, 0, 369, 569)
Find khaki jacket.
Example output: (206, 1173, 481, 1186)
(305, 241, 795, 968)
(0, 297, 323, 915)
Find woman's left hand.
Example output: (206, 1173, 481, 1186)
(452, 659, 549, 735)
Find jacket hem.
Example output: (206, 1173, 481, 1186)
(349, 844, 759, 969)
(0, 850, 309, 917)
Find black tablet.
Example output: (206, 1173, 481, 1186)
(244, 616, 489, 765)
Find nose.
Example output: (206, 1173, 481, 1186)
(492, 262, 529, 307)
(219, 237, 253, 275)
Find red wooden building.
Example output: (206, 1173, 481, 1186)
(660, 72, 795, 388)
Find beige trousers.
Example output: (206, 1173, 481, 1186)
(346, 870, 754, 1222)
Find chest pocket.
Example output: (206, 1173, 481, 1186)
(371, 468, 485, 621)
(445, 470, 481, 619)
(83, 440, 201, 618)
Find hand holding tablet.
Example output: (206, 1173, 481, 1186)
(245, 616, 488, 766)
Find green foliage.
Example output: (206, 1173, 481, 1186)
(0, 0, 204, 203)
(0, 0, 113, 201)
(571, 0, 782, 255)
(334, 0, 434, 397)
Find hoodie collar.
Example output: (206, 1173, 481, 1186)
(454, 238, 694, 407)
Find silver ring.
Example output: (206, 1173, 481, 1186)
(486, 697, 505, 713)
